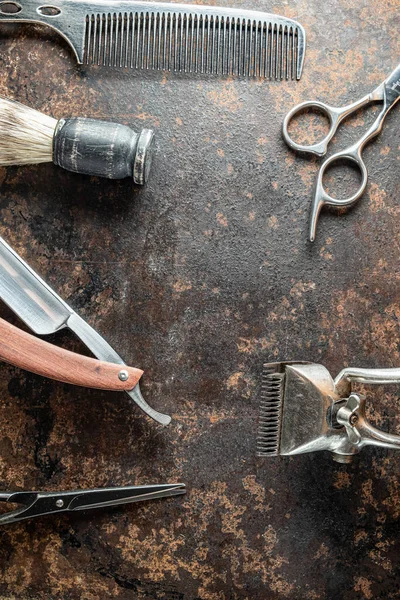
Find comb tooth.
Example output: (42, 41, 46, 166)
(194, 14, 199, 73)
(87, 15, 93, 64)
(247, 18, 251, 76)
(220, 17, 225, 74)
(120, 12, 125, 68)
(296, 26, 303, 80)
(178, 13, 183, 71)
(229, 17, 233, 74)
(134, 12, 140, 69)
(169, 12, 173, 71)
(284, 25, 289, 80)
(152, 13, 157, 70)
(200, 15, 204, 74)
(162, 13, 167, 70)
(167, 13, 172, 70)
(260, 21, 264, 77)
(107, 12, 112, 67)
(252, 19, 257, 76)
(187, 13, 192, 72)
(168, 12, 172, 71)
(183, 13, 188, 72)
(278, 23, 281, 79)
(204, 16, 209, 73)
(232, 17, 242, 75)
(139, 12, 144, 69)
(110, 11, 114, 67)
(200, 15, 204, 73)
(211, 16, 215, 73)
(97, 14, 103, 66)
(257, 369, 285, 456)
(83, 14, 88, 65)
(248, 19, 253, 77)
(113, 12, 118, 67)
(279, 24, 283, 79)
(271, 23, 276, 78)
(290, 26, 293, 80)
(104, 12, 109, 66)
(146, 13, 152, 69)
(198, 14, 202, 73)
(173, 12, 178, 71)
(156, 13, 161, 69)
(102, 13, 107, 66)
(278, 24, 282, 79)
(215, 16, 220, 75)
(123, 12, 128, 68)
(92, 14, 97, 64)
(242, 19, 247, 76)
(226, 17, 231, 74)
(129, 12, 135, 68)
(253, 20, 258, 77)
(258, 21, 267, 77)
(117, 12, 122, 67)
(247, 19, 251, 76)
(140, 12, 146, 69)
(108, 12, 113, 67)
(153, 13, 157, 70)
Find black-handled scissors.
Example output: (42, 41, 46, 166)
(282, 62, 400, 241)
(0, 483, 186, 525)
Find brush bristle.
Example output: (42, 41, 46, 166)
(0, 97, 57, 166)
(257, 367, 284, 456)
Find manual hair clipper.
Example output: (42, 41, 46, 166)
(257, 361, 400, 463)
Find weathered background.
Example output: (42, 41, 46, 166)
(0, 0, 399, 597)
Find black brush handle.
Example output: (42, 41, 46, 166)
(53, 118, 154, 185)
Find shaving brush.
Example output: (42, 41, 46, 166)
(0, 96, 154, 184)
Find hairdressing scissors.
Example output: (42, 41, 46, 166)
(0, 483, 186, 525)
(282, 63, 400, 241)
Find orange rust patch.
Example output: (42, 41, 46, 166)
(334, 471, 352, 489)
(216, 212, 228, 227)
(354, 576, 373, 599)
(268, 215, 279, 229)
(173, 279, 192, 293)
(207, 84, 243, 112)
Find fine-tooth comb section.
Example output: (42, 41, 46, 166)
(84, 12, 301, 78)
(257, 366, 285, 456)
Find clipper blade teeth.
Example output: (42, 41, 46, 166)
(257, 368, 284, 456)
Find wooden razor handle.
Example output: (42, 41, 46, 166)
(0, 317, 143, 391)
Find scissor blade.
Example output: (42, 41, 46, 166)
(67, 484, 186, 512)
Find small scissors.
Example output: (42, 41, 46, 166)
(0, 483, 186, 525)
(282, 63, 400, 241)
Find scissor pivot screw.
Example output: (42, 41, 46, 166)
(55, 499, 64, 508)
(118, 370, 129, 382)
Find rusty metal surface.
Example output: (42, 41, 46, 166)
(0, 0, 399, 597)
